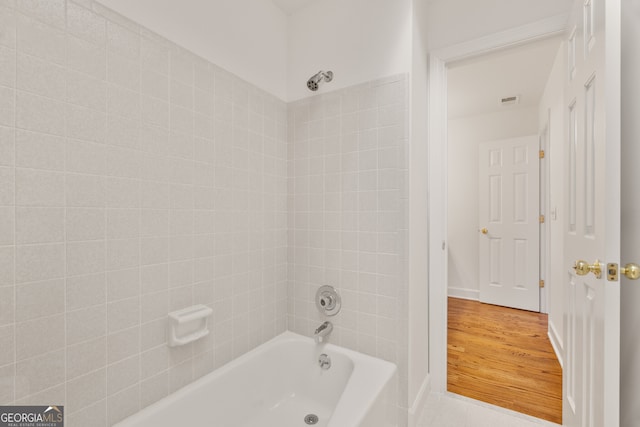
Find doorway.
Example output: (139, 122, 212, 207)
(443, 36, 564, 420)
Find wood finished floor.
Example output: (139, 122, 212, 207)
(447, 297, 563, 424)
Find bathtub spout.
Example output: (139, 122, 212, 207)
(314, 321, 333, 343)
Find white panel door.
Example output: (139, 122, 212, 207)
(562, 0, 620, 425)
(478, 136, 540, 312)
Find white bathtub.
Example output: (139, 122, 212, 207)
(114, 331, 397, 427)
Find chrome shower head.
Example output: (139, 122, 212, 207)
(307, 70, 333, 91)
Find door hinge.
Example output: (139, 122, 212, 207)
(540, 279, 545, 288)
(539, 150, 545, 159)
(539, 214, 545, 224)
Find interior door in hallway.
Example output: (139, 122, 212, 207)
(478, 136, 540, 312)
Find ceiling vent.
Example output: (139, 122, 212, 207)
(501, 95, 520, 106)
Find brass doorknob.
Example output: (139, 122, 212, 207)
(574, 259, 602, 279)
(621, 263, 640, 280)
(480, 228, 488, 235)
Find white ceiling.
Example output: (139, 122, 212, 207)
(270, 0, 315, 15)
(447, 36, 563, 119)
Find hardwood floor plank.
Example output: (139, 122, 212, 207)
(447, 297, 563, 424)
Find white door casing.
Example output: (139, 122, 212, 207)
(562, 0, 620, 426)
(478, 137, 540, 312)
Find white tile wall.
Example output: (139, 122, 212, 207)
(0, 1, 288, 425)
(1, 1, 415, 426)
(287, 75, 410, 426)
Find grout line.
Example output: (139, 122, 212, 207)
(12, 7, 17, 405)
(102, 4, 109, 420)
(62, 0, 69, 411)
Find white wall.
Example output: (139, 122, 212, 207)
(538, 44, 565, 362)
(620, 1, 640, 425)
(447, 108, 539, 299)
(97, 0, 288, 100)
(427, 0, 572, 50)
(408, 0, 430, 420)
(287, 0, 412, 101)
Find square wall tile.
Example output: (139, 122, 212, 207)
(66, 305, 106, 346)
(15, 348, 65, 400)
(65, 399, 107, 427)
(0, 246, 14, 287)
(15, 243, 64, 284)
(16, 13, 65, 65)
(107, 297, 139, 333)
(16, 90, 65, 136)
(66, 174, 105, 208)
(66, 208, 105, 242)
(105, 177, 139, 208)
(17, 52, 65, 99)
(66, 369, 106, 412)
(66, 103, 106, 143)
(107, 21, 139, 60)
(140, 36, 168, 75)
(0, 6, 16, 50)
(16, 207, 64, 244)
(16, 168, 64, 207)
(15, 314, 64, 360)
(106, 238, 139, 270)
(107, 326, 139, 364)
(0, 167, 14, 205)
(0, 46, 15, 88)
(66, 69, 107, 112)
(106, 268, 139, 302)
(0, 285, 14, 327)
(107, 84, 140, 121)
(66, 1, 106, 46)
(0, 324, 14, 366)
(15, 278, 64, 322)
(15, 129, 64, 171)
(66, 139, 107, 176)
(66, 273, 106, 311)
(67, 337, 107, 381)
(0, 206, 13, 245)
(66, 34, 106, 79)
(67, 240, 105, 277)
(16, 0, 66, 30)
(107, 384, 139, 426)
(107, 355, 139, 396)
(107, 51, 139, 92)
(0, 86, 15, 127)
(0, 126, 14, 167)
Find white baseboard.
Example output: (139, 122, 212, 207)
(408, 374, 431, 427)
(548, 320, 564, 368)
(447, 287, 480, 301)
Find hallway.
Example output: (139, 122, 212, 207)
(447, 297, 562, 423)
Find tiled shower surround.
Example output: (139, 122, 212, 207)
(0, 1, 409, 426)
(0, 1, 288, 425)
(287, 77, 409, 424)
